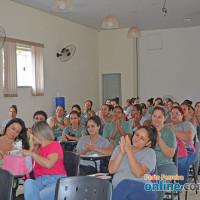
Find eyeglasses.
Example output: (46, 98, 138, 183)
(170, 112, 181, 116)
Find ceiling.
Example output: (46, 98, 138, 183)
(11, 0, 200, 31)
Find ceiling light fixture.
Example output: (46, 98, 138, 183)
(102, 14, 119, 29)
(102, 0, 119, 29)
(52, 0, 74, 12)
(127, 10, 141, 38)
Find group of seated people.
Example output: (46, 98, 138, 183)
(0, 97, 200, 200)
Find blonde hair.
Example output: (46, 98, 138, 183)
(32, 121, 54, 153)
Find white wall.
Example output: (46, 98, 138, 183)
(0, 0, 99, 127)
(98, 29, 137, 107)
(139, 27, 200, 105)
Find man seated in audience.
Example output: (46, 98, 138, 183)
(27, 110, 48, 150)
(48, 106, 70, 140)
(103, 106, 132, 148)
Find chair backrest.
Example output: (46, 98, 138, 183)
(63, 151, 80, 177)
(0, 169, 14, 200)
(55, 176, 112, 200)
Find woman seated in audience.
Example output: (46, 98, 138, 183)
(194, 102, 200, 128)
(103, 106, 132, 147)
(105, 99, 111, 105)
(111, 97, 126, 121)
(67, 104, 86, 125)
(27, 110, 48, 150)
(140, 103, 151, 121)
(147, 97, 154, 110)
(152, 106, 177, 200)
(99, 104, 112, 135)
(173, 102, 179, 107)
(181, 103, 196, 128)
(183, 99, 193, 106)
(108, 104, 114, 117)
(123, 99, 132, 117)
(109, 126, 157, 200)
(20, 121, 66, 200)
(48, 105, 70, 139)
(1, 105, 18, 135)
(82, 100, 96, 120)
(131, 97, 140, 105)
(111, 97, 120, 108)
(148, 97, 163, 115)
(165, 99, 173, 124)
(76, 116, 113, 175)
(165, 106, 197, 185)
(62, 111, 86, 142)
(189, 106, 195, 117)
(0, 118, 29, 168)
(129, 104, 151, 133)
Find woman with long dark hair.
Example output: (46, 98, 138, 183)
(109, 125, 158, 200)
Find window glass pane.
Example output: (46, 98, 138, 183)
(16, 46, 32, 87)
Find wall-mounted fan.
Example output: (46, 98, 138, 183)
(0, 26, 6, 49)
(56, 44, 76, 62)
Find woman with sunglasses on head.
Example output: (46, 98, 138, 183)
(0, 118, 29, 168)
(165, 106, 197, 185)
(109, 126, 158, 200)
(152, 106, 177, 200)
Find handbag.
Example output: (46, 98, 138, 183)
(176, 137, 195, 158)
(2, 151, 32, 179)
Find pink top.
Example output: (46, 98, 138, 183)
(33, 141, 67, 178)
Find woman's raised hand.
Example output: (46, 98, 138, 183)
(119, 136, 126, 154)
(124, 135, 132, 153)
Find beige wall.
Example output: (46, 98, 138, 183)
(98, 29, 137, 108)
(139, 27, 200, 105)
(0, 0, 99, 127)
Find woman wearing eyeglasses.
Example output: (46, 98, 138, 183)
(165, 106, 197, 185)
(152, 106, 177, 200)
